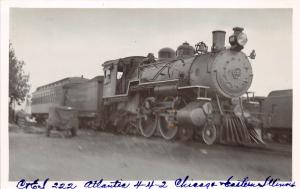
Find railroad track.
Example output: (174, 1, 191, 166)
(25, 121, 292, 155)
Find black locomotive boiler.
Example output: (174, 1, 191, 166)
(100, 27, 262, 145)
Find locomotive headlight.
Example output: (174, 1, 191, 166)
(229, 27, 248, 51)
(237, 32, 248, 46)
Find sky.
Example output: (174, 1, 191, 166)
(9, 8, 292, 97)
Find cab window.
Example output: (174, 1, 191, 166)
(104, 68, 111, 84)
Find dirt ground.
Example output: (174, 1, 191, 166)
(9, 124, 292, 181)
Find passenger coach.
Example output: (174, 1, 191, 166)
(31, 77, 88, 123)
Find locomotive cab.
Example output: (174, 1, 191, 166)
(102, 56, 145, 99)
(103, 60, 118, 98)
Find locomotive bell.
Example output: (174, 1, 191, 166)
(212, 30, 226, 52)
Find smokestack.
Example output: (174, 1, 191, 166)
(212, 30, 226, 52)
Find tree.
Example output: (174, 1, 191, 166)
(9, 42, 30, 122)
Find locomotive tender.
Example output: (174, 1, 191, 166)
(101, 27, 262, 145)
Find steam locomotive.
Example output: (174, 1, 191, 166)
(32, 27, 263, 145)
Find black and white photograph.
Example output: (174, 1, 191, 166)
(1, 4, 298, 187)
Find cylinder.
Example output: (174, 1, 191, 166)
(212, 30, 226, 52)
(176, 102, 206, 127)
